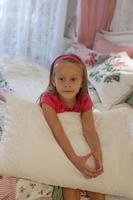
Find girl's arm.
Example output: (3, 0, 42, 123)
(42, 104, 77, 162)
(42, 104, 96, 177)
(81, 109, 103, 172)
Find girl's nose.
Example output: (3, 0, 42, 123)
(65, 84, 71, 88)
(64, 81, 71, 88)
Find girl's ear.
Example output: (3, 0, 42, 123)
(51, 76, 55, 86)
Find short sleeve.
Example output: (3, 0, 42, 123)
(40, 94, 57, 111)
(81, 95, 93, 112)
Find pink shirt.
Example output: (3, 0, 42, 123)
(40, 94, 93, 113)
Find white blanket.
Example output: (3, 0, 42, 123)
(0, 94, 133, 198)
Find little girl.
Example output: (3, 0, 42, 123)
(40, 54, 105, 200)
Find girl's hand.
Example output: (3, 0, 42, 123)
(90, 151, 104, 177)
(73, 154, 100, 178)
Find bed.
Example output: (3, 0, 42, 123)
(0, 44, 133, 200)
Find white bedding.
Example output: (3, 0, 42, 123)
(1, 56, 49, 103)
(0, 94, 133, 198)
(1, 57, 133, 200)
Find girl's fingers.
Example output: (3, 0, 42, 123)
(84, 171, 96, 178)
(83, 153, 104, 177)
(87, 162, 103, 175)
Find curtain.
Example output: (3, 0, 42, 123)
(110, 0, 133, 31)
(77, 0, 116, 48)
(0, 0, 68, 67)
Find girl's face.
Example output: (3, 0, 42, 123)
(52, 62, 83, 104)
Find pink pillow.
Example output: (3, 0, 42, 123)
(93, 39, 133, 58)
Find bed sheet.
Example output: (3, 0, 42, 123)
(0, 56, 133, 200)
(1, 56, 49, 103)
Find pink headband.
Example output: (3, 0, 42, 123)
(54, 55, 83, 66)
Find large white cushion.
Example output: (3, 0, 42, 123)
(0, 94, 133, 198)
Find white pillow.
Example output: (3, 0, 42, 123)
(1, 57, 49, 103)
(88, 52, 133, 109)
(0, 94, 133, 198)
(98, 30, 133, 47)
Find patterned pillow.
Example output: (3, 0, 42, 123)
(0, 72, 11, 96)
(0, 73, 12, 137)
(88, 52, 133, 109)
(63, 38, 106, 69)
(0, 72, 7, 89)
(125, 93, 133, 107)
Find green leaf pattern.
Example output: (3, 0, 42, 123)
(89, 56, 123, 83)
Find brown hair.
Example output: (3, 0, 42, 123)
(40, 54, 89, 102)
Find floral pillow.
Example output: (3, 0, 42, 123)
(125, 92, 133, 107)
(0, 73, 12, 137)
(63, 38, 109, 69)
(87, 52, 133, 109)
(0, 72, 11, 96)
(0, 72, 7, 89)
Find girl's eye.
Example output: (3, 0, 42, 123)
(58, 77, 64, 81)
(71, 78, 77, 81)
